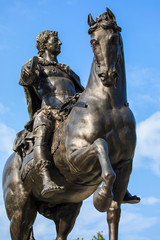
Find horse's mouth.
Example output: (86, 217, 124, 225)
(98, 67, 119, 87)
(98, 73, 105, 81)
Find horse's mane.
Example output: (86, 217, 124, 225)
(88, 11, 121, 35)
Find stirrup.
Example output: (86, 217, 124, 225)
(41, 182, 65, 198)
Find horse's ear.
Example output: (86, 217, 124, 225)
(88, 13, 96, 27)
(106, 8, 116, 22)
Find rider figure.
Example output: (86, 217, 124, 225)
(19, 30, 84, 198)
(19, 30, 140, 203)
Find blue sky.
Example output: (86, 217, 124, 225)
(0, 0, 160, 239)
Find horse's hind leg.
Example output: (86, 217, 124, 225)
(10, 194, 37, 240)
(55, 202, 82, 240)
(3, 153, 37, 240)
(27, 227, 35, 240)
(38, 202, 82, 240)
(67, 138, 116, 211)
(107, 160, 133, 240)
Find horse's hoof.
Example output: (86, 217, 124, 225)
(93, 187, 113, 212)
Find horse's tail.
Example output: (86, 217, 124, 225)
(3, 153, 36, 240)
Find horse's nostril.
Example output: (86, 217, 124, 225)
(98, 73, 105, 77)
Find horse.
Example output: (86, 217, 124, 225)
(2, 8, 136, 240)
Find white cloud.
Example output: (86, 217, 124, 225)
(126, 67, 160, 121)
(120, 234, 150, 240)
(127, 66, 160, 93)
(0, 103, 9, 114)
(0, 122, 16, 156)
(0, 200, 11, 239)
(34, 214, 56, 240)
(134, 111, 160, 175)
(0, 103, 5, 113)
(141, 197, 160, 205)
(120, 210, 158, 233)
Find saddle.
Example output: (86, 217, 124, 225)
(13, 93, 85, 181)
(13, 128, 35, 181)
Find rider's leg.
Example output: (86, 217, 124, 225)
(67, 138, 116, 211)
(33, 109, 64, 198)
(112, 160, 140, 204)
(123, 189, 140, 204)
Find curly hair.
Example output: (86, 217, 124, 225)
(36, 30, 58, 57)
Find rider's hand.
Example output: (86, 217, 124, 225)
(22, 65, 34, 78)
(21, 57, 39, 85)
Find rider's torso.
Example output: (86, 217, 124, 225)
(34, 65, 76, 107)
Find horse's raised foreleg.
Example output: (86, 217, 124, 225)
(107, 160, 133, 240)
(67, 138, 116, 212)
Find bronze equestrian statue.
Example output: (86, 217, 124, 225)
(3, 8, 140, 240)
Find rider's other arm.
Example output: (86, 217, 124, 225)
(19, 57, 39, 86)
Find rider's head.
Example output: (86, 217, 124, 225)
(36, 30, 62, 57)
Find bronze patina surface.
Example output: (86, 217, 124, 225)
(3, 8, 140, 240)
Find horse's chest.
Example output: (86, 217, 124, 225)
(104, 107, 136, 160)
(109, 107, 135, 131)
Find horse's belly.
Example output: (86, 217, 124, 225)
(48, 183, 98, 204)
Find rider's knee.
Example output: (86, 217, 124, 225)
(33, 108, 56, 129)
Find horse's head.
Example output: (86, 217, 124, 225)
(88, 8, 122, 87)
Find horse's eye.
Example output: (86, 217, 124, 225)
(109, 34, 119, 43)
(91, 39, 98, 46)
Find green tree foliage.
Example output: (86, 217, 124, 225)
(91, 232, 105, 240)
(73, 238, 84, 240)
(73, 231, 105, 240)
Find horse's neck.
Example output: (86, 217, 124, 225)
(85, 59, 101, 89)
(85, 59, 128, 108)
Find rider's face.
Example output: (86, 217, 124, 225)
(46, 35, 62, 56)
